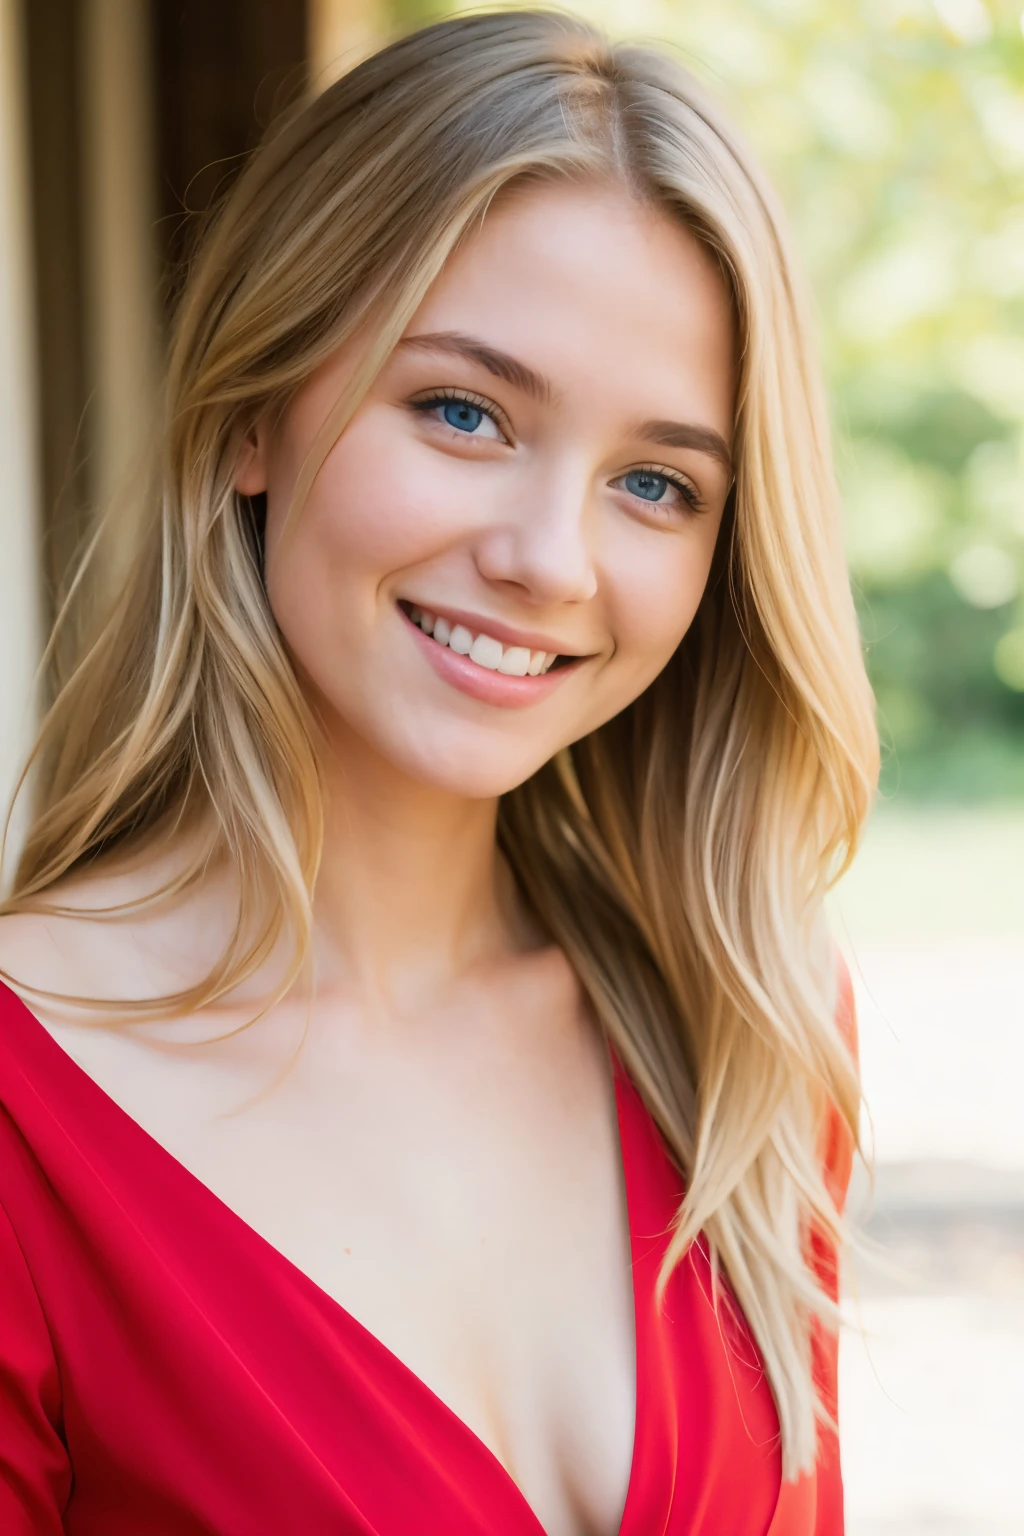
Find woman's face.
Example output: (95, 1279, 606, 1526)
(237, 180, 737, 798)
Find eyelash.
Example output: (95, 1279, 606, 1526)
(409, 390, 704, 514)
(623, 466, 704, 515)
(409, 387, 512, 440)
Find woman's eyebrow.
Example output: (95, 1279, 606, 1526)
(630, 419, 733, 477)
(397, 330, 733, 475)
(396, 330, 553, 403)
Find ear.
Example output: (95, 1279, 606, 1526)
(233, 422, 268, 496)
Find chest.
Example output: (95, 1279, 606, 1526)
(45, 997, 638, 1536)
(5, 978, 795, 1536)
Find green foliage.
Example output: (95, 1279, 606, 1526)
(448, 0, 1024, 799)
(390, 0, 450, 27)
(860, 571, 1024, 797)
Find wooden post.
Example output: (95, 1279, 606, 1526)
(80, 0, 161, 550)
(0, 0, 43, 862)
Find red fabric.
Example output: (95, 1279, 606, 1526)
(0, 974, 854, 1533)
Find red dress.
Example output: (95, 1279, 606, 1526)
(0, 973, 854, 1534)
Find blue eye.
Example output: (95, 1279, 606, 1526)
(442, 400, 485, 433)
(412, 392, 505, 441)
(623, 469, 670, 502)
(616, 467, 702, 514)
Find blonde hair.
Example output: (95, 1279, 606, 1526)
(4, 9, 877, 1477)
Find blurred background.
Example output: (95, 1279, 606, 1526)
(0, 1, 1021, 1530)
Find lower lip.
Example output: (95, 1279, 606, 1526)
(400, 607, 581, 709)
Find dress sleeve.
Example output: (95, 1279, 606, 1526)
(0, 1198, 70, 1534)
(811, 950, 858, 1535)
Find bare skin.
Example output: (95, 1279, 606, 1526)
(0, 181, 735, 1536)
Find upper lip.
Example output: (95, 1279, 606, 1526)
(400, 600, 589, 658)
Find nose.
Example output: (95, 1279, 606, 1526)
(472, 463, 599, 606)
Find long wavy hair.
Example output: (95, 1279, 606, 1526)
(3, 8, 877, 1478)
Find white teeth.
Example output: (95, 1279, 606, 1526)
(407, 604, 564, 679)
(497, 645, 530, 676)
(469, 634, 503, 670)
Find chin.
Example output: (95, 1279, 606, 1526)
(312, 671, 574, 799)
(347, 714, 549, 800)
(401, 737, 550, 801)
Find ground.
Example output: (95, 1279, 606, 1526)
(829, 808, 1024, 1535)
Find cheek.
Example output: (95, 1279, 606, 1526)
(268, 414, 452, 583)
(603, 522, 719, 689)
(262, 409, 471, 651)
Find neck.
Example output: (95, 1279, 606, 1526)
(310, 728, 531, 1008)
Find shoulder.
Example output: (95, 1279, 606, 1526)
(0, 901, 115, 1123)
(0, 908, 85, 1009)
(0, 848, 239, 1021)
(0, 861, 141, 1002)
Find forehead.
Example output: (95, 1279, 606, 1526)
(407, 179, 737, 435)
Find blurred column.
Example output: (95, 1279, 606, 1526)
(0, 0, 42, 850)
(309, 0, 389, 88)
(153, 0, 310, 286)
(22, 0, 89, 613)
(81, 0, 160, 568)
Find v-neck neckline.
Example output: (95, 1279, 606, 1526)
(3, 982, 648, 1536)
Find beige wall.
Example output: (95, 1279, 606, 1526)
(0, 0, 41, 859)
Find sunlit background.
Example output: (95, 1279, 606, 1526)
(0, 3, 1021, 1532)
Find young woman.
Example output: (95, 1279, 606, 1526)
(0, 11, 876, 1535)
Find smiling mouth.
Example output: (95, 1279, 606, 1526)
(397, 600, 574, 676)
